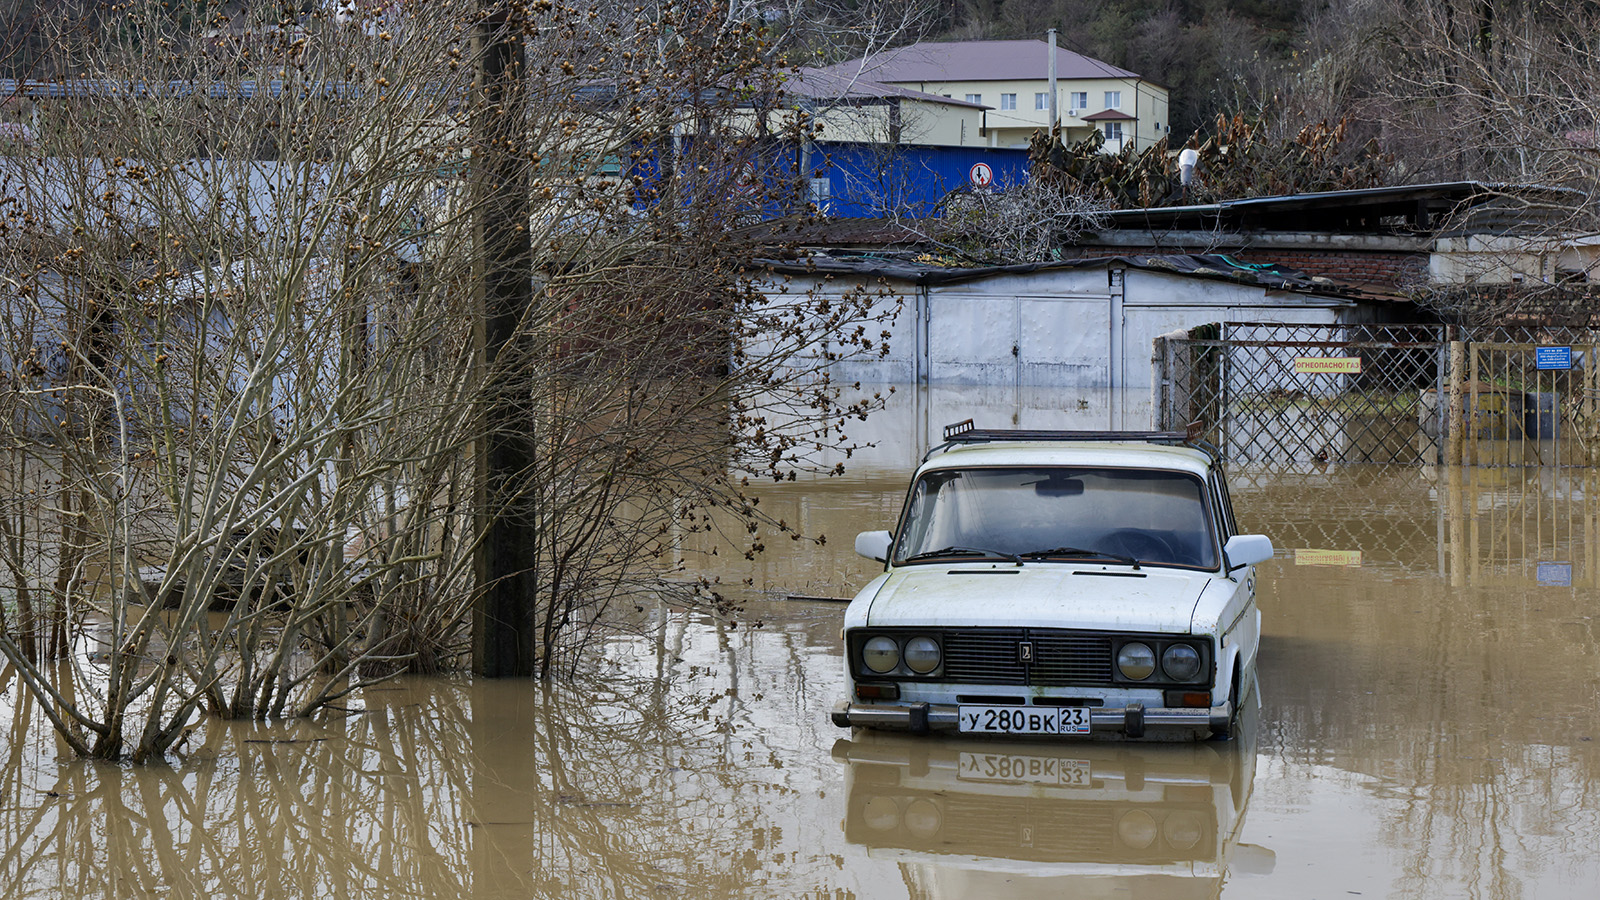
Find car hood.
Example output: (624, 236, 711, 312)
(861, 563, 1210, 633)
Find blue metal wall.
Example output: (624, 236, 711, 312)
(807, 142, 1033, 218)
(629, 139, 1033, 220)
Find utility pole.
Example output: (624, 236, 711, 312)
(1047, 28, 1058, 133)
(473, 2, 540, 677)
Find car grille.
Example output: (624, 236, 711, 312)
(942, 628, 1114, 686)
(846, 790, 1215, 864)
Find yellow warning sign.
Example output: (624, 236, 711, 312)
(1294, 356, 1362, 374)
(1295, 548, 1363, 567)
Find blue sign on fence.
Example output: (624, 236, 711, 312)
(1537, 561, 1572, 586)
(1536, 346, 1573, 370)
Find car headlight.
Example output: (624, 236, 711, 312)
(903, 636, 940, 674)
(1162, 810, 1206, 851)
(1116, 642, 1156, 680)
(903, 798, 943, 839)
(1161, 643, 1203, 682)
(862, 636, 900, 673)
(1117, 809, 1158, 850)
(862, 796, 900, 832)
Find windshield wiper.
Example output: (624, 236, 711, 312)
(1020, 547, 1140, 568)
(902, 546, 1022, 565)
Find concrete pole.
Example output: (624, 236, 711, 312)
(473, 3, 540, 678)
(1047, 29, 1059, 133)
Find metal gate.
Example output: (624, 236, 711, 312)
(1449, 327, 1600, 467)
(1154, 322, 1446, 465)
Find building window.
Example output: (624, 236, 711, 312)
(1000, 93, 1017, 110)
(965, 93, 982, 105)
(1070, 91, 1087, 111)
(1105, 90, 1121, 109)
(1035, 92, 1048, 110)
(1103, 122, 1124, 141)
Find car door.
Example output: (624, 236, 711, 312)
(1211, 469, 1261, 690)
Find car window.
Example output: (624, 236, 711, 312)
(893, 466, 1217, 568)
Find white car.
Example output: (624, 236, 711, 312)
(832, 421, 1273, 741)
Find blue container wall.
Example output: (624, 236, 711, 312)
(807, 142, 1033, 218)
(628, 139, 1032, 221)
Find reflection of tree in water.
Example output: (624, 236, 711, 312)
(0, 611, 852, 899)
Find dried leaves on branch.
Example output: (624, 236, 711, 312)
(1028, 116, 1393, 211)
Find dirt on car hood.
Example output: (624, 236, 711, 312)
(862, 562, 1211, 633)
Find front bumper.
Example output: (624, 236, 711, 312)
(831, 700, 1230, 738)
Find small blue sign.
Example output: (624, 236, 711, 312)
(1537, 561, 1572, 586)
(1536, 346, 1572, 370)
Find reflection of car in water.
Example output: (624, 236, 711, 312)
(834, 695, 1273, 899)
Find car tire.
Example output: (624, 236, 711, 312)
(1210, 663, 1242, 741)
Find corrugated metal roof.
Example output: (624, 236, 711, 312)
(809, 40, 1139, 86)
(1101, 181, 1587, 234)
(753, 252, 1369, 300)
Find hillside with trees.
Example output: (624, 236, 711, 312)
(931, 0, 1311, 141)
(935, 0, 1600, 195)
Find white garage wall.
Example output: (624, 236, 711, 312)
(756, 263, 1360, 392)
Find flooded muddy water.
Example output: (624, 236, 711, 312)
(6, 394, 1600, 899)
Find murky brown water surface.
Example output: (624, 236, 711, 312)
(7, 398, 1600, 898)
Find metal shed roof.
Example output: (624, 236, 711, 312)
(1100, 181, 1587, 234)
(754, 252, 1372, 299)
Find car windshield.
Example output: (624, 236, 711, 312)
(893, 466, 1217, 568)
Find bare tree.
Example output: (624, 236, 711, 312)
(1, 0, 898, 759)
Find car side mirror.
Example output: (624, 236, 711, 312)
(1231, 843, 1277, 876)
(855, 530, 892, 563)
(1223, 534, 1274, 573)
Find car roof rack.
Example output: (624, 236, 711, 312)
(928, 419, 1217, 461)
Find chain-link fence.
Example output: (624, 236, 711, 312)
(1156, 322, 1600, 467)
(1155, 322, 1446, 465)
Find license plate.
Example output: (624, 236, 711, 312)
(957, 705, 1091, 735)
(959, 752, 1093, 786)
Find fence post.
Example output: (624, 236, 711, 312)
(1447, 337, 1465, 466)
(1589, 343, 1599, 463)
(1152, 334, 1169, 431)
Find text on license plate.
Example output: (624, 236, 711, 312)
(958, 705, 1091, 735)
(959, 752, 1092, 786)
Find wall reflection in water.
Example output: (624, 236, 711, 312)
(834, 699, 1272, 900)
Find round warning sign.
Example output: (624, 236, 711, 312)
(968, 162, 994, 187)
(736, 161, 759, 195)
